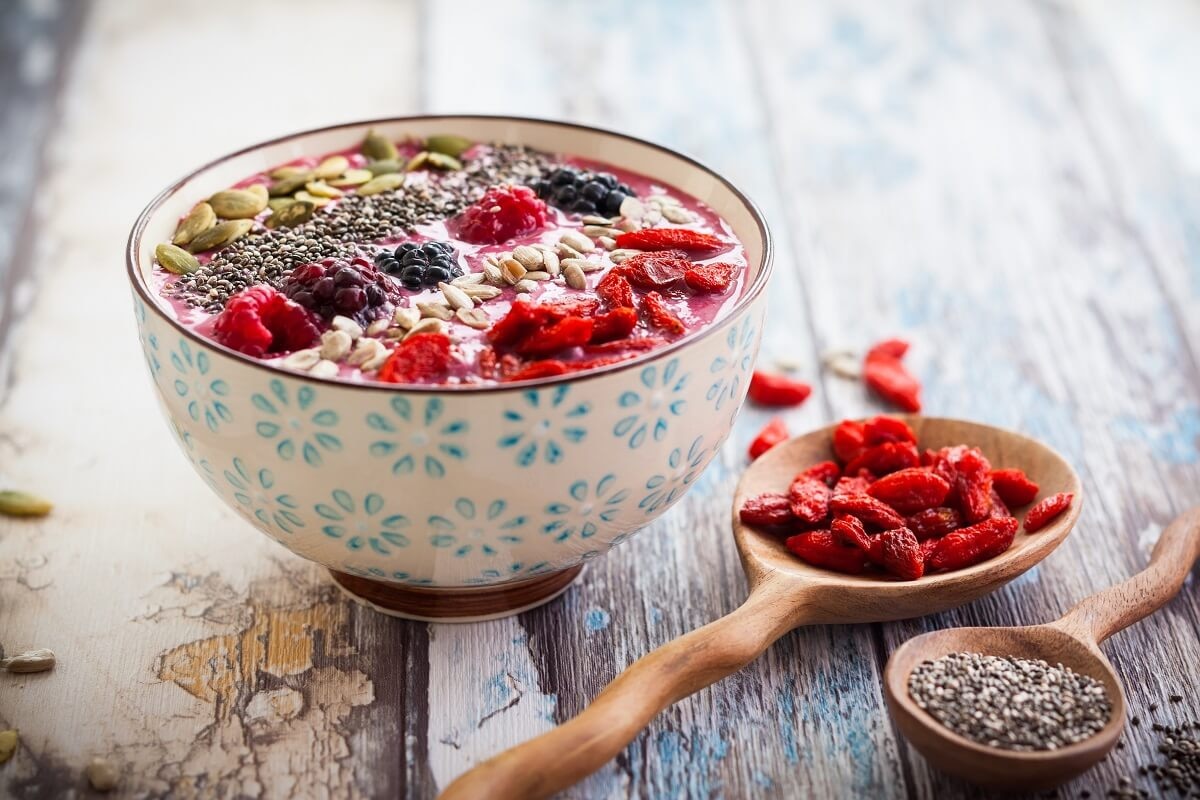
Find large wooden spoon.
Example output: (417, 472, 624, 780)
(884, 505, 1200, 791)
(439, 417, 1082, 800)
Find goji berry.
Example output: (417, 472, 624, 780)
(866, 339, 909, 360)
(863, 415, 917, 446)
(878, 527, 924, 580)
(595, 269, 635, 309)
(923, 446, 965, 486)
(785, 530, 868, 575)
(618, 251, 691, 289)
(919, 538, 940, 565)
(867, 468, 951, 514)
(803, 461, 842, 489)
(540, 295, 602, 319)
(833, 471, 874, 498)
(953, 448, 994, 523)
(640, 291, 686, 335)
(683, 262, 737, 293)
(1024, 492, 1073, 532)
(739, 493, 794, 527)
(907, 507, 961, 540)
(502, 359, 569, 382)
(788, 475, 832, 525)
(844, 441, 921, 477)
(378, 332, 453, 384)
(990, 468, 1040, 507)
(747, 371, 812, 407)
(831, 513, 872, 552)
(614, 228, 729, 257)
(487, 298, 546, 347)
(515, 316, 594, 358)
(589, 307, 638, 344)
(830, 493, 906, 530)
(926, 517, 1018, 572)
(832, 419, 867, 463)
(864, 340, 921, 412)
(748, 417, 789, 460)
(988, 488, 1012, 520)
(584, 336, 667, 355)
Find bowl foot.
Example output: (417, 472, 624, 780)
(328, 566, 584, 623)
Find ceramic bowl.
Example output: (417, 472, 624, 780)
(127, 116, 772, 620)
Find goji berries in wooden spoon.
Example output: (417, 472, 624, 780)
(439, 417, 1082, 800)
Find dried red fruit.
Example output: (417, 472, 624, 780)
(926, 517, 1018, 572)
(488, 298, 545, 347)
(589, 307, 638, 344)
(748, 372, 812, 407)
(803, 461, 842, 489)
(988, 488, 1013, 520)
(595, 270, 635, 308)
(683, 261, 738, 293)
(863, 338, 921, 412)
(618, 251, 691, 289)
(788, 475, 832, 526)
(614, 228, 729, 257)
(866, 339, 910, 360)
(477, 346, 499, 379)
(953, 448, 994, 523)
(785, 530, 868, 575)
(739, 493, 794, 527)
(990, 468, 1040, 507)
(503, 359, 570, 382)
(1024, 492, 1073, 532)
(640, 291, 686, 336)
(832, 419, 868, 463)
(833, 471, 874, 498)
(878, 527, 924, 580)
(863, 416, 917, 446)
(907, 507, 962, 540)
(924, 446, 964, 487)
(831, 513, 872, 552)
(584, 336, 667, 355)
(539, 295, 602, 319)
(830, 493, 906, 530)
(377, 332, 453, 384)
(919, 538, 940, 565)
(212, 285, 321, 358)
(843, 441, 921, 477)
(455, 184, 548, 244)
(867, 468, 951, 514)
(748, 417, 789, 460)
(516, 316, 594, 358)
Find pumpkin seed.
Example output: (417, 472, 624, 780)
(265, 201, 313, 229)
(0, 730, 17, 764)
(328, 168, 372, 187)
(268, 172, 312, 197)
(0, 490, 52, 517)
(209, 188, 267, 219)
(85, 757, 120, 792)
(366, 159, 402, 176)
(155, 243, 200, 275)
(0, 648, 55, 673)
(246, 184, 269, 202)
(404, 151, 430, 171)
(293, 190, 330, 208)
(304, 180, 344, 199)
(357, 173, 405, 196)
(362, 128, 398, 161)
(313, 155, 349, 180)
(172, 202, 216, 246)
(187, 219, 252, 253)
(425, 134, 473, 158)
(267, 197, 296, 212)
(455, 308, 491, 330)
(425, 152, 462, 171)
(269, 165, 309, 179)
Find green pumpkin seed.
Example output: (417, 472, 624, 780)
(293, 190, 330, 208)
(0, 730, 17, 764)
(155, 243, 200, 275)
(270, 165, 309, 179)
(245, 184, 269, 203)
(209, 188, 268, 219)
(268, 172, 312, 197)
(425, 134, 473, 158)
(187, 219, 253, 253)
(313, 155, 349, 180)
(362, 128, 398, 161)
(268, 197, 296, 212)
(357, 173, 405, 196)
(425, 152, 463, 171)
(304, 180, 344, 199)
(171, 202, 216, 247)
(0, 490, 52, 518)
(365, 159, 401, 176)
(404, 151, 429, 171)
(265, 200, 314, 229)
(328, 168, 372, 187)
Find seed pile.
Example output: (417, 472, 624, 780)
(1133, 720, 1200, 796)
(908, 652, 1112, 751)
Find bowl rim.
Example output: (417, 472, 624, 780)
(127, 114, 774, 394)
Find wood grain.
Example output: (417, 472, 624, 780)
(1, 0, 1198, 798)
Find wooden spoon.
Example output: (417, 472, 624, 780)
(439, 417, 1082, 800)
(884, 505, 1200, 792)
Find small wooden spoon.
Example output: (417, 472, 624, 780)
(439, 417, 1082, 800)
(884, 505, 1200, 792)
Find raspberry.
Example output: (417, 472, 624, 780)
(867, 468, 951, 514)
(375, 241, 464, 290)
(748, 417, 789, 460)
(927, 517, 1018, 572)
(683, 262, 738, 293)
(516, 316, 594, 358)
(748, 372, 812, 407)
(455, 184, 549, 245)
(640, 292, 685, 336)
(829, 492, 906, 530)
(595, 270, 635, 308)
(614, 228, 730, 257)
(532, 166, 634, 216)
(739, 493, 794, 527)
(785, 530, 868, 575)
(832, 419, 868, 463)
(990, 468, 1040, 507)
(1024, 492, 1073, 532)
(282, 258, 400, 326)
(863, 339, 921, 412)
(590, 307, 638, 344)
(907, 507, 962, 540)
(377, 333, 453, 384)
(878, 527, 924, 580)
(788, 475, 832, 526)
(844, 441, 921, 477)
(212, 286, 321, 358)
(863, 416, 917, 446)
(618, 251, 690, 289)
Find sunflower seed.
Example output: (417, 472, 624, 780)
(500, 258, 527, 285)
(330, 316, 363, 339)
(366, 319, 389, 337)
(155, 243, 200, 275)
(0, 648, 55, 673)
(822, 349, 861, 379)
(451, 272, 486, 286)
(364, 352, 390, 371)
(609, 248, 642, 263)
(426, 152, 463, 171)
(615, 216, 640, 232)
(348, 337, 386, 367)
(560, 230, 594, 253)
(366, 158, 402, 176)
(556, 242, 583, 259)
(461, 284, 502, 301)
(362, 128, 398, 161)
(581, 214, 615, 226)
(643, 208, 663, 226)
(85, 757, 120, 792)
(264, 201, 313, 229)
(456, 308, 491, 330)
(393, 306, 420, 329)
(511, 245, 543, 270)
(662, 205, 694, 224)
(268, 172, 313, 197)
(774, 355, 803, 372)
(293, 190, 330, 208)
(172, 202, 216, 246)
(281, 349, 321, 371)
(0, 730, 16, 764)
(385, 327, 407, 340)
(439, 282, 474, 311)
(313, 155, 349, 180)
(483, 264, 504, 285)
(304, 180, 344, 199)
(582, 225, 622, 238)
(328, 168, 373, 187)
(417, 301, 454, 321)
(596, 235, 617, 250)
(541, 250, 560, 277)
(524, 270, 551, 281)
(562, 257, 602, 273)
(319, 330, 353, 361)
(425, 134, 473, 157)
(209, 188, 267, 219)
(187, 220, 253, 253)
(619, 196, 646, 219)
(310, 359, 340, 379)
(406, 318, 443, 338)
(514, 279, 537, 293)
(563, 263, 587, 290)
(357, 173, 405, 196)
(269, 165, 309, 179)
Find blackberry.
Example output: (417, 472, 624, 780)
(375, 240, 464, 290)
(282, 257, 401, 325)
(532, 166, 635, 217)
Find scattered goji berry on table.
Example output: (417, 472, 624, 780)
(926, 517, 1019, 572)
(863, 338, 921, 412)
(738, 493, 795, 527)
(748, 371, 812, 407)
(748, 417, 789, 460)
(907, 507, 962, 540)
(785, 530, 868, 574)
(788, 475, 832, 525)
(878, 527, 924, 580)
(830, 492, 906, 530)
(990, 468, 1040, 507)
(867, 468, 951, 514)
(866, 339, 910, 360)
(1024, 492, 1074, 532)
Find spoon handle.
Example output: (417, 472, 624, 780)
(437, 580, 800, 800)
(1055, 506, 1200, 644)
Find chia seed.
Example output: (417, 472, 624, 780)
(908, 652, 1112, 752)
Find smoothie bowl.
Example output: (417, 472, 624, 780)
(127, 116, 772, 620)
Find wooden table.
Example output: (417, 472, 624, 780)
(2, 1, 1198, 797)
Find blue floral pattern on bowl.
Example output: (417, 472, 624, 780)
(498, 386, 590, 467)
(252, 379, 342, 466)
(170, 339, 232, 433)
(707, 318, 756, 411)
(342, 563, 433, 587)
(543, 474, 630, 542)
(429, 498, 527, 557)
(614, 359, 689, 448)
(223, 457, 304, 537)
(315, 490, 410, 555)
(639, 435, 713, 514)
(367, 396, 467, 478)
